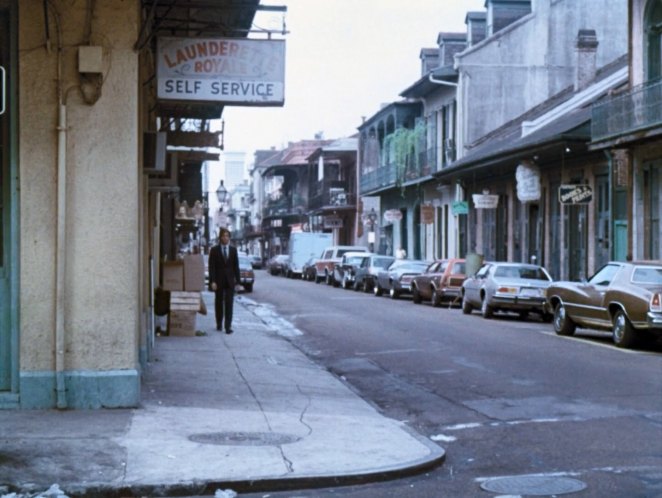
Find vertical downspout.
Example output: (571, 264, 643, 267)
(55, 101, 67, 409)
(50, 2, 68, 408)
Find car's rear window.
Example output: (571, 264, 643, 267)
(632, 266, 662, 284)
(375, 257, 394, 268)
(494, 265, 550, 280)
(451, 262, 466, 274)
(338, 248, 365, 257)
(346, 256, 365, 265)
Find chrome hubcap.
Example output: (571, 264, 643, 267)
(614, 314, 625, 341)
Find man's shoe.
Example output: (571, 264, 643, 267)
(225, 329, 234, 335)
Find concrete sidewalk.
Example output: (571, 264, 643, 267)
(0, 292, 444, 497)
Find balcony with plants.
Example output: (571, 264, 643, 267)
(360, 122, 432, 194)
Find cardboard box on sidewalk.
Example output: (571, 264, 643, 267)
(183, 254, 205, 291)
(167, 311, 197, 336)
(162, 261, 184, 291)
(167, 291, 201, 336)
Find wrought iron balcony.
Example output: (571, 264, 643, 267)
(592, 78, 662, 142)
(261, 194, 307, 218)
(360, 148, 435, 194)
(309, 180, 356, 210)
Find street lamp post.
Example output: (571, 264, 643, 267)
(216, 180, 229, 234)
(367, 207, 377, 253)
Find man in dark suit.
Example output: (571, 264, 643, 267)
(208, 228, 241, 334)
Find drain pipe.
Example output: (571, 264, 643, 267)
(50, 2, 68, 409)
(55, 101, 67, 409)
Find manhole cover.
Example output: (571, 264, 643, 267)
(480, 475, 587, 495)
(188, 431, 301, 446)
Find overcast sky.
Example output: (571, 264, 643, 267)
(217, 0, 486, 160)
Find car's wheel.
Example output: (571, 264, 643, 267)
(342, 276, 350, 289)
(364, 279, 372, 293)
(325, 272, 333, 285)
(462, 294, 473, 314)
(389, 287, 399, 299)
(374, 283, 383, 297)
(353, 280, 361, 291)
(481, 296, 494, 319)
(553, 302, 576, 336)
(612, 309, 637, 348)
(431, 289, 442, 307)
(244, 283, 253, 293)
(518, 311, 529, 320)
(412, 286, 422, 304)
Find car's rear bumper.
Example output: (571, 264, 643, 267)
(646, 312, 662, 329)
(491, 296, 547, 311)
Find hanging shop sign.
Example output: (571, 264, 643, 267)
(157, 37, 286, 106)
(420, 205, 434, 224)
(472, 193, 499, 209)
(452, 201, 469, 215)
(516, 161, 541, 202)
(612, 149, 629, 188)
(384, 209, 403, 222)
(559, 184, 593, 204)
(324, 215, 343, 229)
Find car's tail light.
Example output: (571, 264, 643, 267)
(650, 293, 662, 312)
(497, 286, 518, 295)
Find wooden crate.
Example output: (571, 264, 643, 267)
(168, 292, 201, 336)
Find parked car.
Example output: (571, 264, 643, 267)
(333, 252, 372, 289)
(461, 262, 553, 320)
(314, 245, 369, 285)
(374, 259, 429, 299)
(266, 254, 290, 276)
(411, 258, 467, 307)
(354, 254, 396, 292)
(238, 255, 255, 292)
(301, 256, 319, 281)
(250, 254, 263, 269)
(546, 261, 662, 348)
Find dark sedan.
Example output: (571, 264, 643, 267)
(411, 258, 466, 307)
(374, 259, 429, 299)
(546, 261, 662, 348)
(238, 255, 255, 292)
(334, 252, 371, 289)
(266, 254, 290, 276)
(301, 256, 318, 281)
(354, 255, 395, 292)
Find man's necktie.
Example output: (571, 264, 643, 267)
(223, 246, 228, 260)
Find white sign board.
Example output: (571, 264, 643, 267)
(324, 216, 343, 229)
(157, 37, 285, 106)
(516, 162, 541, 202)
(384, 209, 403, 222)
(472, 194, 499, 209)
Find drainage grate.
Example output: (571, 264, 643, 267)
(188, 431, 301, 446)
(480, 475, 587, 495)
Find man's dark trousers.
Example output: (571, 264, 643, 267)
(215, 283, 234, 331)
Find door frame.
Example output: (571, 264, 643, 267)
(0, 0, 19, 407)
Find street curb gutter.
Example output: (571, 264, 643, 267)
(52, 431, 445, 497)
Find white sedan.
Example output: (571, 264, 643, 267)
(461, 262, 554, 321)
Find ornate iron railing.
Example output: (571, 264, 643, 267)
(592, 78, 662, 142)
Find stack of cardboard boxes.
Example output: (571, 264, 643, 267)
(162, 254, 206, 336)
